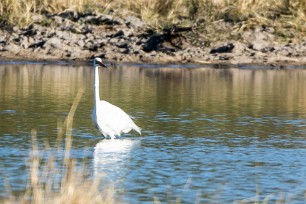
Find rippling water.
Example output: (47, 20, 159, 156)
(1, 63, 306, 203)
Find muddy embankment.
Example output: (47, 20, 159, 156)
(0, 11, 305, 65)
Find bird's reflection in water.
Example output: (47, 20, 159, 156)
(93, 139, 140, 184)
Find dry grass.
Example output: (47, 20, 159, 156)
(0, 0, 98, 26)
(0, 0, 305, 29)
(0, 0, 305, 43)
(2, 89, 116, 204)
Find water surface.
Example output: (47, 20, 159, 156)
(1, 63, 306, 203)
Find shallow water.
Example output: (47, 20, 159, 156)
(1, 62, 306, 203)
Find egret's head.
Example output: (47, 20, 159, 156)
(94, 57, 107, 68)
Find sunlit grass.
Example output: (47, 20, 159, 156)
(2, 89, 116, 204)
(0, 0, 305, 36)
(0, 0, 98, 26)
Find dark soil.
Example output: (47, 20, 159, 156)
(0, 11, 305, 65)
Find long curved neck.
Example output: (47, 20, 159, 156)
(94, 65, 100, 104)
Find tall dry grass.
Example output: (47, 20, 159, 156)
(0, 0, 98, 26)
(0, 0, 305, 30)
(2, 89, 116, 204)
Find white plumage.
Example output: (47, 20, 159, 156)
(91, 57, 141, 139)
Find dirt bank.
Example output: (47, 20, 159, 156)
(0, 11, 305, 65)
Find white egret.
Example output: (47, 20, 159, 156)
(92, 57, 141, 139)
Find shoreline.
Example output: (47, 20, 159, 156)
(2, 57, 306, 70)
(1, 11, 305, 66)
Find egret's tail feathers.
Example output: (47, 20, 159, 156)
(123, 128, 132, 134)
(122, 126, 141, 135)
(134, 125, 142, 135)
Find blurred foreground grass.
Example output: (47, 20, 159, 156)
(0, 0, 305, 36)
(2, 89, 116, 204)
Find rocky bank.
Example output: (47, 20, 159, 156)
(0, 11, 305, 65)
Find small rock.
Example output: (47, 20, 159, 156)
(112, 30, 124, 38)
(210, 43, 234, 54)
(4, 43, 20, 52)
(22, 28, 37, 36)
(0, 34, 6, 43)
(143, 34, 164, 52)
(77, 40, 85, 48)
(136, 39, 145, 46)
(13, 37, 22, 44)
(20, 37, 30, 49)
(116, 42, 128, 48)
(109, 38, 119, 44)
(219, 55, 232, 60)
(28, 24, 45, 33)
(125, 16, 146, 28)
(96, 38, 107, 45)
(119, 48, 129, 54)
(29, 40, 46, 48)
(53, 16, 64, 24)
(84, 15, 122, 26)
(31, 14, 45, 23)
(13, 26, 19, 33)
(88, 44, 98, 51)
(84, 40, 93, 49)
(44, 37, 62, 49)
(58, 10, 79, 21)
(260, 46, 275, 53)
(56, 30, 70, 40)
(85, 33, 94, 41)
